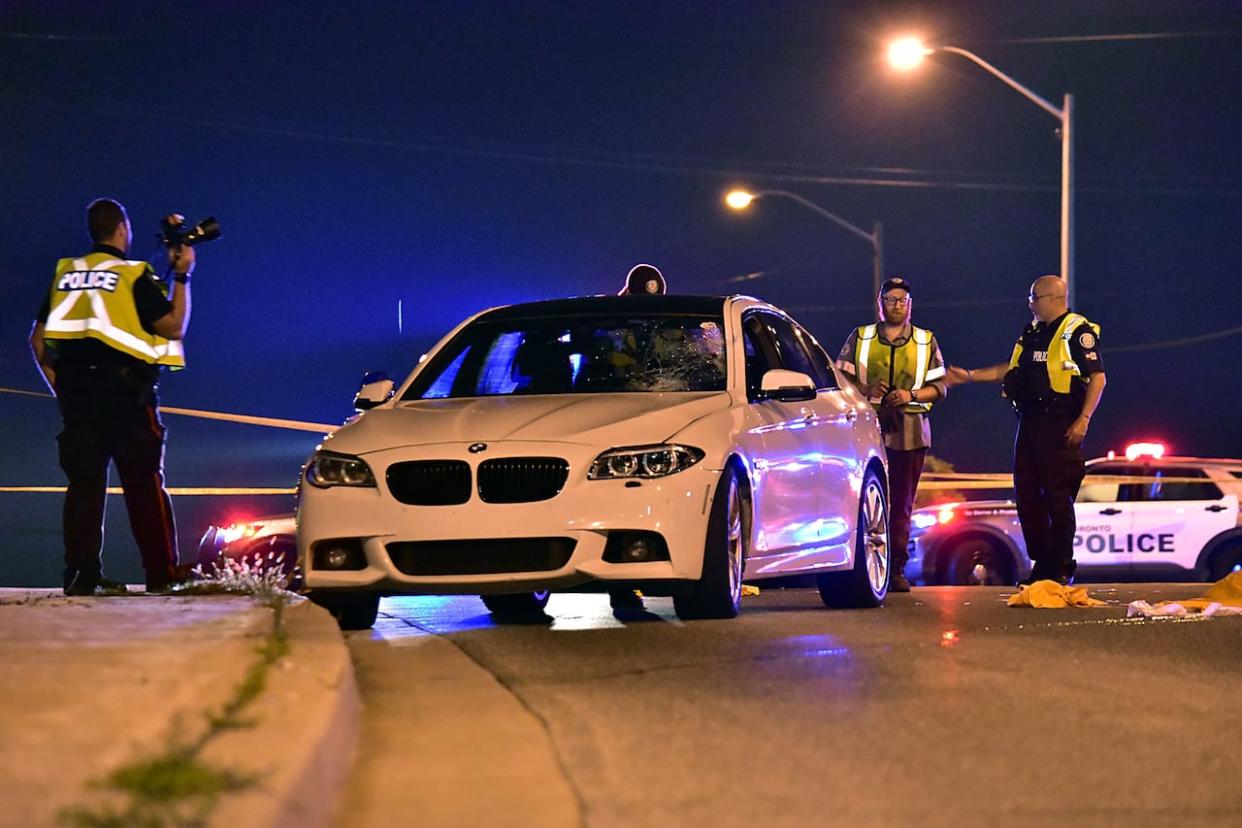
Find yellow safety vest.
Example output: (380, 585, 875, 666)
(1008, 312, 1099, 394)
(42, 252, 185, 369)
(853, 324, 942, 413)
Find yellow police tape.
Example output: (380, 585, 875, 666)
(0, 386, 337, 433)
(0, 386, 1216, 495)
(0, 386, 321, 496)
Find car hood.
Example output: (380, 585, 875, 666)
(321, 392, 732, 455)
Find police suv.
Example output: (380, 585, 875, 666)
(907, 446, 1242, 585)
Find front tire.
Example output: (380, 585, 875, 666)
(310, 592, 381, 631)
(1208, 542, 1242, 582)
(674, 465, 748, 621)
(481, 591, 551, 622)
(817, 468, 889, 608)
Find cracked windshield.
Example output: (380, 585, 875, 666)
(406, 315, 727, 398)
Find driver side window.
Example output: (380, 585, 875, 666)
(742, 314, 781, 400)
(1078, 464, 1134, 503)
(791, 321, 838, 390)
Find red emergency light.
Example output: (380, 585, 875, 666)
(1124, 442, 1166, 461)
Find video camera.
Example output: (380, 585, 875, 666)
(158, 214, 221, 248)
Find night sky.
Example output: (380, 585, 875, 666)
(3, 1, 1241, 584)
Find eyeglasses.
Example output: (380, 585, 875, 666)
(880, 296, 910, 306)
(1027, 293, 1058, 302)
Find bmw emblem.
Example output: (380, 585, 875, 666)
(468, 442, 488, 454)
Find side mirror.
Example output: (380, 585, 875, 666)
(759, 369, 817, 402)
(354, 370, 394, 411)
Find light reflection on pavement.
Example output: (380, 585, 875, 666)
(369, 593, 686, 640)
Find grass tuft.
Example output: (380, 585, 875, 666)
(178, 551, 297, 607)
(58, 591, 290, 828)
(106, 753, 254, 801)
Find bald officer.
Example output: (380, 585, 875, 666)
(947, 275, 1106, 586)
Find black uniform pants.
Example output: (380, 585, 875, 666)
(55, 371, 178, 588)
(1013, 413, 1085, 576)
(885, 446, 927, 574)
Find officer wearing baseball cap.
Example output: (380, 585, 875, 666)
(836, 277, 949, 592)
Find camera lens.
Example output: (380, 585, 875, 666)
(183, 217, 221, 246)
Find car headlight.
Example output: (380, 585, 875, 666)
(588, 444, 705, 480)
(911, 512, 938, 531)
(305, 451, 376, 488)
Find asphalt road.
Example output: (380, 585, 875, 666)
(334, 585, 1242, 828)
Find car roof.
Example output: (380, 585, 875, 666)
(475, 294, 731, 321)
(1088, 455, 1242, 470)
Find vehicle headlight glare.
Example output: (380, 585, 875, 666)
(306, 452, 376, 488)
(589, 444, 704, 480)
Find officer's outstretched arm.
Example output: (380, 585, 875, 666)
(28, 321, 55, 394)
(945, 362, 1008, 385)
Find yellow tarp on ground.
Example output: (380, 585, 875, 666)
(1126, 571, 1242, 617)
(1007, 580, 1107, 608)
(1196, 570, 1242, 606)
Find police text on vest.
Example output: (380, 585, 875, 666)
(57, 270, 120, 292)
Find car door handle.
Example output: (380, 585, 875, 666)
(1205, 504, 1228, 512)
(799, 407, 817, 422)
(1099, 508, 1123, 515)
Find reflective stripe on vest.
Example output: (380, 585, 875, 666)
(43, 253, 185, 369)
(853, 324, 937, 413)
(1008, 313, 1100, 394)
(855, 324, 877, 384)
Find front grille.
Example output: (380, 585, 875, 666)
(387, 538, 576, 576)
(386, 460, 471, 505)
(477, 457, 570, 503)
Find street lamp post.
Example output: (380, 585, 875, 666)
(725, 189, 885, 300)
(888, 37, 1075, 306)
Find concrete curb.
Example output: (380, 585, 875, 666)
(205, 597, 360, 828)
(0, 589, 359, 828)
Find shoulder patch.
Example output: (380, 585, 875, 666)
(1079, 331, 1096, 349)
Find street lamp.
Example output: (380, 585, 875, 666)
(725, 188, 885, 300)
(888, 36, 1075, 305)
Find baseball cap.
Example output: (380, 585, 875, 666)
(879, 277, 911, 296)
(620, 263, 666, 295)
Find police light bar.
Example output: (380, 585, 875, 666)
(1124, 442, 1166, 461)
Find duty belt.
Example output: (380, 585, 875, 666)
(1014, 398, 1076, 417)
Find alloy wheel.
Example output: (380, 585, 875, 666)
(726, 475, 744, 604)
(862, 479, 889, 594)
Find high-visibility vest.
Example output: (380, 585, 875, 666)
(1008, 312, 1099, 394)
(852, 324, 942, 413)
(42, 252, 185, 369)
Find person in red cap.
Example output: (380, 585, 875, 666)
(836, 277, 949, 592)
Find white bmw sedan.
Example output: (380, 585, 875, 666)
(298, 294, 890, 628)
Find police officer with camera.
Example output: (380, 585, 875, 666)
(946, 275, 1106, 586)
(28, 198, 202, 595)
